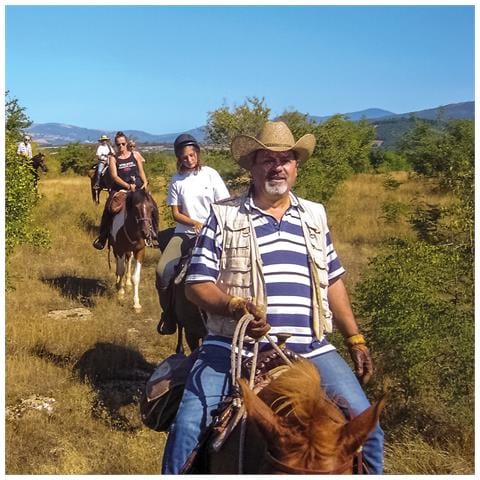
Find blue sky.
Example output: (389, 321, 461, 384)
(5, 5, 475, 134)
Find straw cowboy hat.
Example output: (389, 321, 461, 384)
(98, 134, 110, 142)
(231, 121, 316, 170)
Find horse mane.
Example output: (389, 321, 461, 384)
(264, 360, 346, 427)
(248, 359, 347, 469)
(126, 188, 148, 208)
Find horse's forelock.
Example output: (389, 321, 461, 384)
(266, 360, 346, 427)
(263, 360, 350, 470)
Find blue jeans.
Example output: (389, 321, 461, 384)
(161, 344, 384, 474)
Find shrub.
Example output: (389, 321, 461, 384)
(356, 117, 474, 446)
(356, 239, 473, 435)
(143, 151, 176, 180)
(381, 200, 409, 224)
(5, 93, 39, 256)
(57, 143, 96, 175)
(370, 149, 410, 172)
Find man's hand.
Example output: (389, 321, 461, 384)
(228, 296, 270, 339)
(345, 334, 374, 385)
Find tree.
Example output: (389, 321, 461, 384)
(399, 119, 474, 249)
(5, 91, 32, 141)
(57, 142, 96, 175)
(205, 96, 270, 148)
(293, 114, 375, 203)
(5, 92, 42, 255)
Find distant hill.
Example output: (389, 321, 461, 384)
(370, 101, 474, 148)
(308, 108, 395, 124)
(27, 101, 473, 147)
(386, 101, 474, 121)
(27, 123, 207, 146)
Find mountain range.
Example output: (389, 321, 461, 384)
(26, 101, 474, 147)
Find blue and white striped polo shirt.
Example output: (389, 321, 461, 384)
(186, 193, 345, 358)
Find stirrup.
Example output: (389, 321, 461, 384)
(92, 237, 106, 250)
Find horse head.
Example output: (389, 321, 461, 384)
(239, 360, 385, 474)
(126, 189, 156, 245)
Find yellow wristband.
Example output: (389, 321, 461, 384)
(345, 333, 366, 347)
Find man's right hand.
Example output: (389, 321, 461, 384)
(228, 296, 271, 339)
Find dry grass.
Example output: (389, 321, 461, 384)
(6, 175, 173, 474)
(326, 171, 453, 288)
(384, 428, 474, 474)
(6, 170, 467, 474)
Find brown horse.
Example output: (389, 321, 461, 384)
(202, 360, 385, 474)
(89, 164, 113, 204)
(155, 231, 207, 352)
(109, 189, 157, 311)
(30, 152, 48, 190)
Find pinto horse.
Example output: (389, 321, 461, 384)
(109, 189, 157, 312)
(198, 360, 385, 474)
(30, 152, 48, 189)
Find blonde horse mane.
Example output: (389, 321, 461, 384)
(264, 359, 346, 427)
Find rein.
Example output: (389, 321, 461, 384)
(230, 317, 294, 474)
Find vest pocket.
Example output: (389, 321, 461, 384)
(305, 224, 329, 288)
(221, 256, 251, 288)
(220, 226, 252, 289)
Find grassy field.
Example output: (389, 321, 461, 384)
(5, 166, 469, 474)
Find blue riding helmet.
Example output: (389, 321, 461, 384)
(174, 134, 199, 156)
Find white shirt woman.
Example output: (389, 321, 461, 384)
(156, 134, 229, 321)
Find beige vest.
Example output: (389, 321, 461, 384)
(207, 193, 333, 339)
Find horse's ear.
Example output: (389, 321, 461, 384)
(340, 396, 386, 456)
(238, 379, 287, 441)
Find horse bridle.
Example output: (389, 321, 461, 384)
(123, 193, 154, 246)
(264, 447, 367, 475)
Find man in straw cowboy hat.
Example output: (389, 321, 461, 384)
(93, 134, 114, 190)
(161, 121, 384, 474)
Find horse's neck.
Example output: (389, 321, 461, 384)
(123, 209, 142, 241)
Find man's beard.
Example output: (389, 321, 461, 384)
(264, 179, 288, 196)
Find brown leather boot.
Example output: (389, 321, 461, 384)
(93, 210, 111, 250)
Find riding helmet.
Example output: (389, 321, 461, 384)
(174, 134, 199, 156)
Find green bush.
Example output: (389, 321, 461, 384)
(57, 143, 96, 175)
(381, 200, 409, 224)
(292, 114, 376, 203)
(370, 149, 410, 172)
(382, 174, 403, 190)
(5, 93, 40, 256)
(356, 239, 473, 435)
(203, 151, 243, 186)
(143, 151, 176, 180)
(356, 117, 474, 444)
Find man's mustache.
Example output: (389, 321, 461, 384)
(266, 175, 287, 181)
